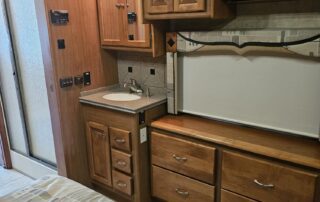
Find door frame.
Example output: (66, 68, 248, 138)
(0, 94, 12, 169)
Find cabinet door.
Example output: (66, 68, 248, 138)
(98, 0, 126, 46)
(145, 0, 174, 14)
(86, 121, 112, 186)
(174, 0, 206, 13)
(124, 0, 151, 48)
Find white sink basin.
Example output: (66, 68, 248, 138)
(102, 93, 141, 101)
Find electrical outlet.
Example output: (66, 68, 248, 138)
(140, 127, 147, 143)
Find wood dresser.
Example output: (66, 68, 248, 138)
(149, 114, 320, 202)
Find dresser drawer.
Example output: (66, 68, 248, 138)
(112, 170, 133, 196)
(221, 189, 257, 202)
(110, 127, 131, 152)
(151, 132, 215, 184)
(222, 151, 319, 202)
(111, 149, 132, 174)
(152, 166, 215, 202)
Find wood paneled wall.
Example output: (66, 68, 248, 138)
(37, 0, 118, 185)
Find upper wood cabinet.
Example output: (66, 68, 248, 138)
(174, 0, 206, 13)
(144, 0, 234, 20)
(147, 0, 174, 14)
(97, 0, 164, 57)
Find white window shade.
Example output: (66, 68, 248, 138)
(178, 53, 320, 139)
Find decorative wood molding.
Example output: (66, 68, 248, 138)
(166, 32, 177, 53)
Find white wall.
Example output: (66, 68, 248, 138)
(178, 53, 320, 138)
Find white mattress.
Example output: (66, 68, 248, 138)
(0, 175, 114, 202)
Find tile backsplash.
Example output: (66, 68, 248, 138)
(117, 52, 166, 95)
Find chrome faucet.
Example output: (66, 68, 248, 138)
(123, 78, 143, 94)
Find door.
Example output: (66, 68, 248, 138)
(86, 121, 112, 186)
(98, 0, 125, 46)
(146, 0, 174, 14)
(125, 0, 151, 48)
(174, 0, 206, 13)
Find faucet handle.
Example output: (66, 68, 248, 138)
(146, 87, 151, 97)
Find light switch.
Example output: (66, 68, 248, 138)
(140, 127, 147, 144)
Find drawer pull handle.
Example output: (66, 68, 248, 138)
(115, 138, 126, 144)
(254, 179, 275, 188)
(115, 3, 125, 8)
(116, 160, 127, 167)
(96, 132, 103, 136)
(175, 188, 189, 197)
(173, 154, 187, 162)
(116, 180, 127, 188)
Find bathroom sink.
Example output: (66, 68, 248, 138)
(102, 93, 141, 101)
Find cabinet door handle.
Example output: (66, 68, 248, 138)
(116, 160, 127, 167)
(115, 3, 125, 8)
(254, 179, 275, 188)
(116, 180, 127, 188)
(175, 188, 189, 197)
(172, 154, 187, 162)
(115, 138, 126, 144)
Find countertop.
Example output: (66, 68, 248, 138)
(79, 86, 167, 114)
(151, 114, 320, 170)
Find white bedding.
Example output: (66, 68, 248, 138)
(0, 175, 114, 202)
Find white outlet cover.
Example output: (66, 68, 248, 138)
(140, 127, 147, 143)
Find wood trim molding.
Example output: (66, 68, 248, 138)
(34, 0, 66, 176)
(166, 32, 177, 53)
(0, 95, 12, 169)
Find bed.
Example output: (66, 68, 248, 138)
(0, 175, 114, 202)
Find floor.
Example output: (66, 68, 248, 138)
(0, 166, 33, 197)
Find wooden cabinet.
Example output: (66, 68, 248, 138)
(222, 151, 319, 202)
(150, 115, 320, 202)
(174, 0, 206, 13)
(86, 121, 112, 187)
(83, 103, 166, 201)
(110, 127, 132, 152)
(144, 0, 233, 20)
(152, 165, 215, 202)
(112, 149, 132, 174)
(150, 131, 216, 201)
(112, 170, 133, 195)
(146, 0, 173, 14)
(151, 131, 215, 184)
(97, 0, 164, 57)
(97, 0, 124, 46)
